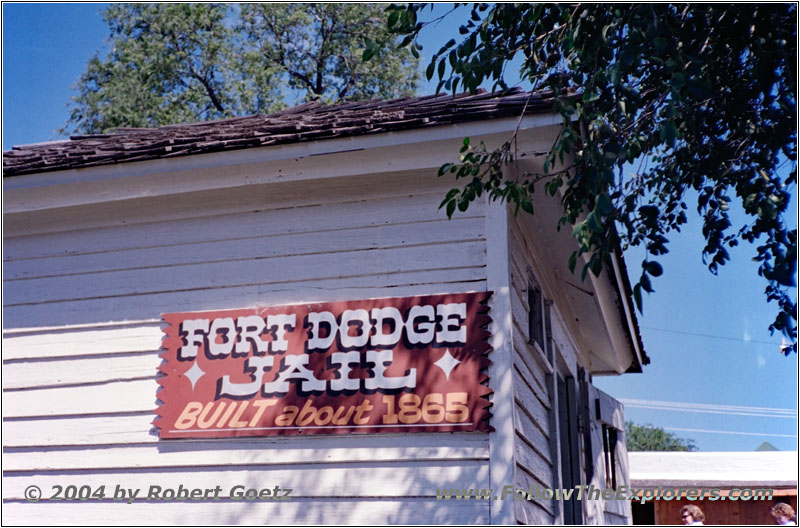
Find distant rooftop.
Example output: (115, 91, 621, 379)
(755, 441, 780, 451)
(3, 88, 556, 177)
(629, 451, 799, 487)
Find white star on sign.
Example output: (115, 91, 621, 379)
(433, 349, 461, 381)
(184, 361, 205, 390)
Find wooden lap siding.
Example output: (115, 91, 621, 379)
(3, 173, 493, 524)
(507, 212, 558, 525)
(507, 210, 629, 525)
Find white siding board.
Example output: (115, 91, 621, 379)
(3, 498, 491, 525)
(510, 317, 551, 399)
(3, 324, 163, 360)
(5, 273, 486, 328)
(514, 499, 555, 526)
(512, 348, 550, 412)
(4, 460, 489, 498)
(4, 435, 489, 470)
(6, 241, 486, 306)
(549, 308, 580, 378)
(514, 368, 549, 453)
(513, 437, 553, 489)
(4, 352, 160, 389)
(604, 512, 627, 524)
(508, 254, 553, 374)
(512, 394, 552, 466)
(515, 463, 555, 517)
(508, 230, 533, 293)
(5, 189, 483, 259)
(3, 414, 157, 448)
(2, 415, 483, 452)
(4, 167, 466, 236)
(6, 216, 485, 281)
(4, 379, 158, 418)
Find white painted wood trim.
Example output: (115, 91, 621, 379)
(586, 267, 636, 374)
(485, 200, 515, 525)
(4, 115, 560, 192)
(4, 121, 562, 215)
(611, 251, 645, 370)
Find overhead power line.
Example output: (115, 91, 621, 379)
(620, 398, 797, 419)
(664, 426, 797, 439)
(641, 326, 786, 346)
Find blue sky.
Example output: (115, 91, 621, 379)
(3, 3, 797, 451)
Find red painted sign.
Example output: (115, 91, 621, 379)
(155, 292, 493, 438)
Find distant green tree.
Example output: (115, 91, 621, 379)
(64, 3, 419, 134)
(625, 421, 697, 452)
(239, 4, 419, 104)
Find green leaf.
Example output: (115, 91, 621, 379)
(591, 254, 603, 276)
(445, 199, 456, 218)
(586, 212, 603, 233)
(643, 260, 663, 277)
(621, 48, 634, 67)
(582, 91, 600, 103)
(520, 199, 534, 215)
(687, 78, 712, 99)
(641, 273, 653, 293)
(609, 64, 621, 85)
(639, 205, 659, 219)
(633, 283, 643, 312)
(440, 188, 460, 207)
(388, 10, 399, 28)
(595, 192, 613, 217)
(438, 39, 456, 55)
(568, 251, 578, 273)
(660, 119, 677, 148)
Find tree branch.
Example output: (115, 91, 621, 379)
(188, 68, 226, 113)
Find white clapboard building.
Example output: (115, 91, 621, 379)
(3, 89, 648, 525)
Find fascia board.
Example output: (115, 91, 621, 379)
(3, 114, 560, 209)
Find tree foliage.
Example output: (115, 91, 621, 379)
(239, 4, 418, 104)
(385, 4, 797, 348)
(625, 421, 696, 452)
(65, 3, 419, 134)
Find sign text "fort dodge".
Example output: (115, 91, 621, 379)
(177, 303, 469, 396)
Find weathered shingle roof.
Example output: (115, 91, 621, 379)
(3, 88, 556, 177)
